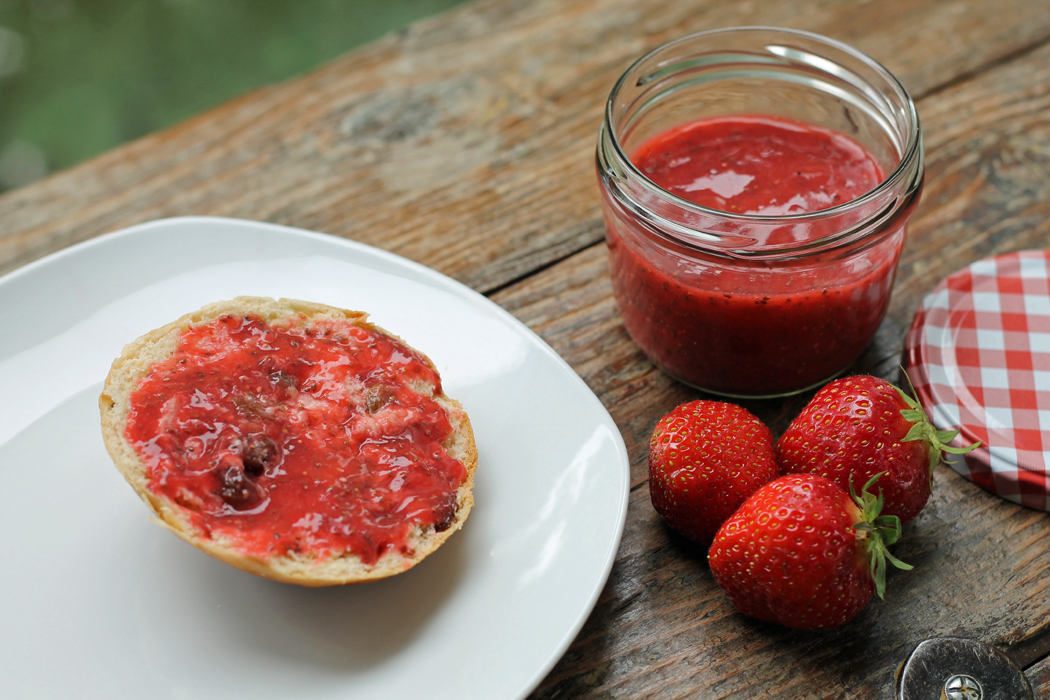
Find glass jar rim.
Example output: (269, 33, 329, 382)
(602, 25, 923, 226)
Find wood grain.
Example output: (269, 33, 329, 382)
(1030, 655, 1050, 696)
(2, 0, 1050, 295)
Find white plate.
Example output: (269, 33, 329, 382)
(0, 217, 629, 699)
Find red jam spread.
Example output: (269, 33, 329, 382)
(631, 115, 882, 216)
(125, 313, 468, 565)
(606, 115, 897, 396)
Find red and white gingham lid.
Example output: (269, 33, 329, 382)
(903, 249, 1050, 511)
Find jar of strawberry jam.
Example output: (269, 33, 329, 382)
(597, 27, 923, 398)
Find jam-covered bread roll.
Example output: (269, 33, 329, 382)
(100, 297, 476, 586)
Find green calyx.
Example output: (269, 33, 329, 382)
(896, 368, 982, 479)
(851, 473, 913, 600)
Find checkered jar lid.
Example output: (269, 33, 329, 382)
(903, 250, 1050, 511)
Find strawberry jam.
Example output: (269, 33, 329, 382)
(125, 313, 467, 565)
(630, 115, 883, 216)
(602, 115, 902, 396)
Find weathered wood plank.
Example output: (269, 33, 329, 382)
(3, 0, 1050, 294)
(490, 37, 1050, 699)
(870, 32, 1050, 380)
(1029, 654, 1050, 696)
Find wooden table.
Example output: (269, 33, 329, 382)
(4, 0, 1048, 696)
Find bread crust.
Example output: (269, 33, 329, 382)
(99, 297, 477, 586)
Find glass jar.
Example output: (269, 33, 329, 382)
(597, 27, 923, 398)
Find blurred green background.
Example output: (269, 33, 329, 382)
(0, 0, 469, 192)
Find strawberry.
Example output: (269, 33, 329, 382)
(776, 374, 979, 523)
(709, 473, 911, 629)
(649, 400, 778, 546)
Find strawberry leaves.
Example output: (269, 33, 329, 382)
(895, 368, 981, 478)
(850, 473, 913, 600)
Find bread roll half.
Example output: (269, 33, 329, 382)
(100, 297, 476, 586)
